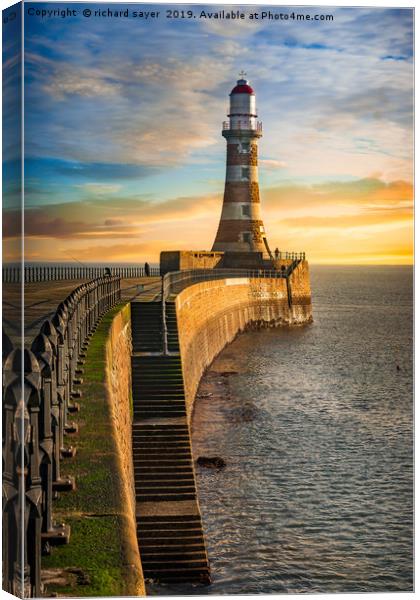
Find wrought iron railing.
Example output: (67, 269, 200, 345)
(2, 276, 121, 597)
(2, 265, 160, 284)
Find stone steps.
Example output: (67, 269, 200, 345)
(138, 479, 195, 487)
(133, 410, 187, 419)
(135, 474, 195, 482)
(136, 515, 210, 583)
(131, 302, 163, 352)
(133, 445, 191, 455)
(166, 303, 180, 352)
(132, 435, 190, 442)
(139, 535, 206, 547)
(130, 303, 210, 585)
(136, 494, 197, 503)
(132, 353, 187, 419)
(132, 386, 186, 393)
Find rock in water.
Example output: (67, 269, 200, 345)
(197, 456, 226, 469)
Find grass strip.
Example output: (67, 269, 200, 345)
(42, 305, 139, 597)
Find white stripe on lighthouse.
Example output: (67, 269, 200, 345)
(225, 165, 259, 183)
(219, 202, 263, 220)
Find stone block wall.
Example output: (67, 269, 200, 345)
(104, 304, 144, 594)
(290, 260, 312, 303)
(105, 304, 135, 517)
(160, 251, 224, 274)
(176, 273, 312, 419)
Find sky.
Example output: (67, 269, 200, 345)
(3, 2, 414, 264)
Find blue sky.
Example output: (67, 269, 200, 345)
(3, 3, 414, 263)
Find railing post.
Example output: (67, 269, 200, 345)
(3, 348, 44, 597)
(51, 310, 75, 456)
(161, 275, 169, 355)
(2, 341, 20, 595)
(25, 348, 44, 597)
(31, 332, 71, 553)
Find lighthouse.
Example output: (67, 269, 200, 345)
(212, 73, 271, 256)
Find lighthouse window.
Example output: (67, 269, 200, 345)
(241, 167, 250, 180)
(242, 232, 252, 244)
(242, 204, 251, 217)
(241, 142, 250, 153)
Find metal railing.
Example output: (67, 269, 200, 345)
(162, 268, 283, 301)
(162, 261, 303, 299)
(2, 276, 121, 597)
(273, 251, 306, 261)
(222, 120, 263, 133)
(2, 265, 160, 284)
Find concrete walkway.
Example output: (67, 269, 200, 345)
(3, 277, 161, 346)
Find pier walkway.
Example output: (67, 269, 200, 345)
(3, 277, 161, 346)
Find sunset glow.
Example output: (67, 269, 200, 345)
(3, 4, 413, 264)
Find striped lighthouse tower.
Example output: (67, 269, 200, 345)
(212, 73, 270, 256)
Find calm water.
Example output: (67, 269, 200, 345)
(149, 266, 413, 595)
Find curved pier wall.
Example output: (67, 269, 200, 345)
(176, 264, 312, 420)
(289, 259, 312, 305)
(104, 304, 145, 595)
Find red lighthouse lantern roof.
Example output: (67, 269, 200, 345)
(230, 77, 254, 95)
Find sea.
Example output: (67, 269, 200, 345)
(154, 265, 413, 596)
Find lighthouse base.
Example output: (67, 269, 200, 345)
(160, 250, 289, 275)
(160, 250, 224, 275)
(216, 251, 268, 269)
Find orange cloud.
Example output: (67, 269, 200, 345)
(13, 177, 413, 265)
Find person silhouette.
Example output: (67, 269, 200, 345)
(144, 262, 151, 276)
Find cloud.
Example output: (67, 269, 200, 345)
(54, 161, 159, 181)
(6, 177, 412, 238)
(4, 192, 220, 240)
(280, 206, 413, 229)
(43, 68, 122, 99)
(25, 51, 232, 166)
(75, 183, 122, 194)
(104, 218, 125, 226)
(3, 210, 142, 240)
(7, 175, 411, 264)
(259, 176, 413, 264)
(59, 240, 179, 262)
(259, 159, 287, 170)
(262, 178, 413, 211)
